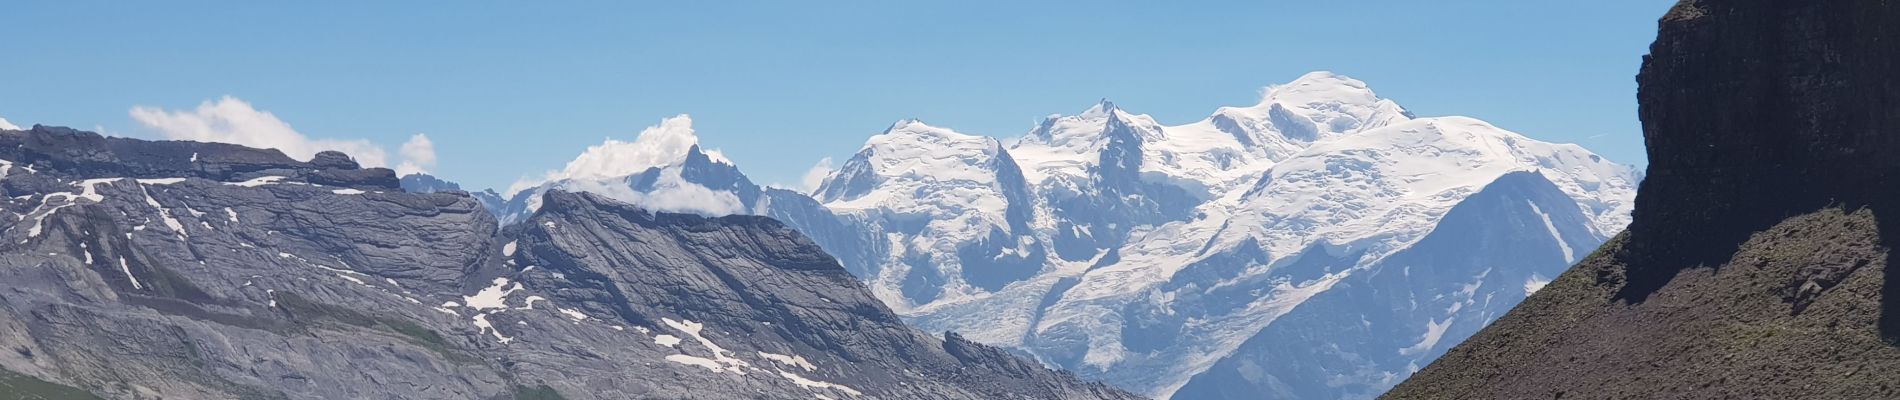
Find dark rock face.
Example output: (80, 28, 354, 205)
(1620, 0, 1900, 302)
(1386, 1, 1900, 398)
(0, 126, 1139, 399)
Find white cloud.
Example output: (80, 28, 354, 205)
(559, 168, 745, 217)
(0, 117, 19, 130)
(129, 96, 436, 172)
(395, 133, 437, 176)
(799, 157, 835, 194)
(507, 114, 713, 195)
(131, 96, 390, 167)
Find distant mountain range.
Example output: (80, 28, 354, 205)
(467, 72, 1640, 399)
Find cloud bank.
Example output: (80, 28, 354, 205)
(129, 96, 435, 174)
(396, 134, 437, 176)
(559, 168, 746, 217)
(508, 114, 720, 195)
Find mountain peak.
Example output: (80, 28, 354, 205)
(884, 118, 940, 134)
(1204, 71, 1413, 146)
(875, 118, 986, 146)
(1272, 71, 1369, 95)
(1082, 98, 1119, 118)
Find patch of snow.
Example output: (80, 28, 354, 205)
(472, 313, 512, 344)
(1399, 318, 1452, 357)
(758, 351, 818, 372)
(654, 335, 682, 347)
(26, 178, 122, 238)
(662, 318, 751, 374)
(227, 176, 289, 187)
(333, 274, 367, 286)
(1525, 200, 1575, 263)
(118, 257, 142, 290)
(463, 277, 521, 310)
(557, 308, 589, 321)
(777, 370, 862, 396)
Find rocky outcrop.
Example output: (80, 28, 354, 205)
(1385, 1, 1900, 398)
(0, 125, 1139, 399)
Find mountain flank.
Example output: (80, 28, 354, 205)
(0, 125, 1139, 399)
(1386, 1, 1900, 398)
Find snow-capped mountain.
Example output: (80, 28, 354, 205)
(813, 119, 1041, 309)
(882, 75, 1635, 398)
(480, 72, 1640, 399)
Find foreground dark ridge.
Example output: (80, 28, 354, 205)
(1386, 1, 1900, 398)
(0, 125, 1139, 399)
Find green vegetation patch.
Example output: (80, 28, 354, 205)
(0, 369, 104, 400)
(514, 384, 568, 400)
(273, 292, 475, 363)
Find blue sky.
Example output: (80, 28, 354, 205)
(0, 1, 1673, 191)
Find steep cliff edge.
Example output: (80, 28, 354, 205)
(0, 125, 1138, 399)
(1385, 1, 1900, 398)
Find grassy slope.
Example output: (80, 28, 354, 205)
(1386, 208, 1900, 399)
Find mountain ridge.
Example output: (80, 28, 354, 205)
(0, 124, 1141, 400)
